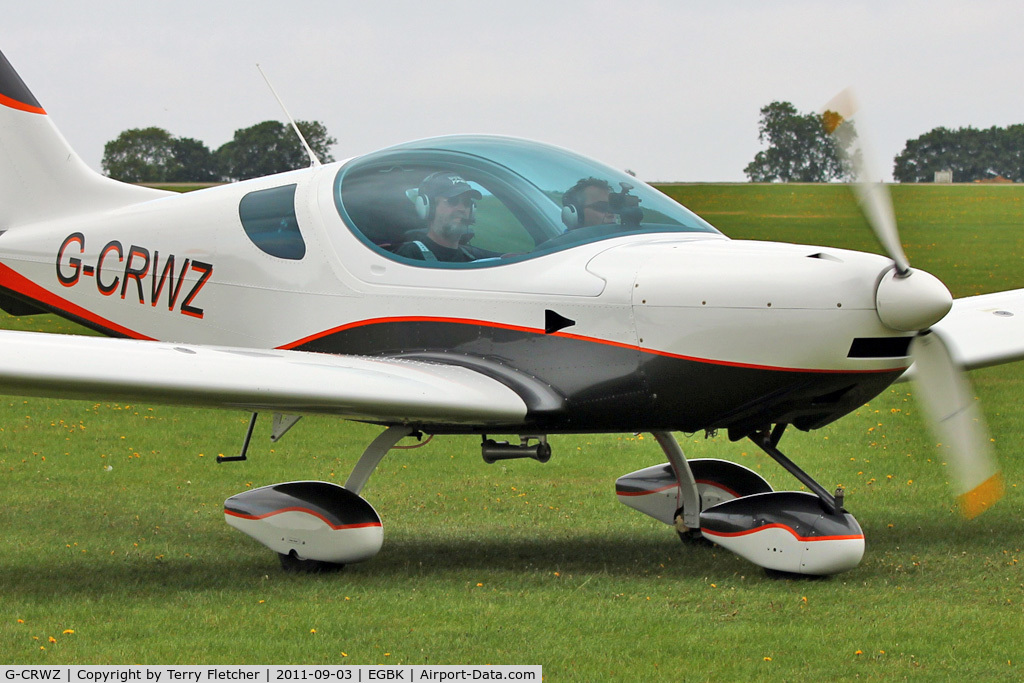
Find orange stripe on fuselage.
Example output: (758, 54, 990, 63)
(0, 262, 152, 340)
(0, 92, 45, 114)
(281, 315, 906, 375)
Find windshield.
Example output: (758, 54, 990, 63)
(334, 135, 720, 267)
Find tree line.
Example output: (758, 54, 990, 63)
(102, 120, 336, 183)
(892, 125, 1024, 183)
(746, 101, 1024, 183)
(743, 101, 854, 183)
(107, 107, 1019, 184)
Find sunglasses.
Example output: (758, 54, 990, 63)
(444, 195, 477, 208)
(585, 201, 612, 213)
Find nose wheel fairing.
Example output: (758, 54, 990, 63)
(617, 431, 866, 575)
(700, 491, 865, 575)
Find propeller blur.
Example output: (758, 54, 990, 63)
(824, 88, 1004, 520)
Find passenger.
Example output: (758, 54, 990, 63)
(396, 172, 483, 262)
(561, 177, 615, 229)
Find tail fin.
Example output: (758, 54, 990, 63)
(0, 49, 168, 229)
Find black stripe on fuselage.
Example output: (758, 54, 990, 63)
(0, 283, 136, 340)
(290, 319, 904, 434)
(0, 50, 43, 112)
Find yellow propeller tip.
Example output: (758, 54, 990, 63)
(822, 89, 859, 128)
(822, 110, 845, 135)
(958, 472, 1005, 519)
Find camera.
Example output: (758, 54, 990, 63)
(609, 182, 643, 227)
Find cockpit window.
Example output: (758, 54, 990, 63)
(239, 184, 305, 260)
(334, 136, 719, 267)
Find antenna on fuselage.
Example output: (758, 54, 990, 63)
(256, 63, 321, 168)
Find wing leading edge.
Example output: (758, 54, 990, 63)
(900, 288, 1024, 381)
(0, 330, 528, 426)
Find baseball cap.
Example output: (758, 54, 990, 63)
(420, 172, 483, 200)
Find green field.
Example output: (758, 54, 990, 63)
(2, 184, 1022, 678)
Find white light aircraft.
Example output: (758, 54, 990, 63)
(0, 49, 1020, 575)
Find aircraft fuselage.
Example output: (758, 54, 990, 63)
(0, 160, 909, 437)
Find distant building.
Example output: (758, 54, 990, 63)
(934, 170, 953, 183)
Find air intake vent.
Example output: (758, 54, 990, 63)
(848, 337, 912, 358)
(806, 252, 842, 263)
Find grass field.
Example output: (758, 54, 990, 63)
(2, 184, 1022, 678)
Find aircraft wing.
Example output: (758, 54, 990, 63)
(900, 287, 1024, 381)
(0, 329, 528, 426)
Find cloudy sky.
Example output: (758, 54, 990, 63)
(5, 1, 1023, 182)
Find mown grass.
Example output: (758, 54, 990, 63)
(1, 184, 1022, 678)
(661, 183, 1024, 296)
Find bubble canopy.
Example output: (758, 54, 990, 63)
(334, 135, 720, 267)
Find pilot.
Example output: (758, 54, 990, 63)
(561, 177, 615, 229)
(396, 172, 483, 262)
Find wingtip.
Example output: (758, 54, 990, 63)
(958, 471, 1005, 519)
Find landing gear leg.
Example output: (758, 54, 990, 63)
(345, 425, 416, 494)
(750, 424, 843, 514)
(651, 431, 701, 539)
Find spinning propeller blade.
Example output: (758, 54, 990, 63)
(909, 333, 1004, 517)
(823, 89, 910, 274)
(824, 89, 1003, 516)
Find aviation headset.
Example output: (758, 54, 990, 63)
(412, 177, 436, 221)
(561, 194, 583, 230)
(412, 172, 478, 222)
(561, 177, 612, 230)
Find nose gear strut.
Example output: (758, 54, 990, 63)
(750, 423, 845, 515)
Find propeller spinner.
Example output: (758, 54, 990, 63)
(824, 90, 1004, 517)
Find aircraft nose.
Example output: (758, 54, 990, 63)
(875, 267, 952, 332)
